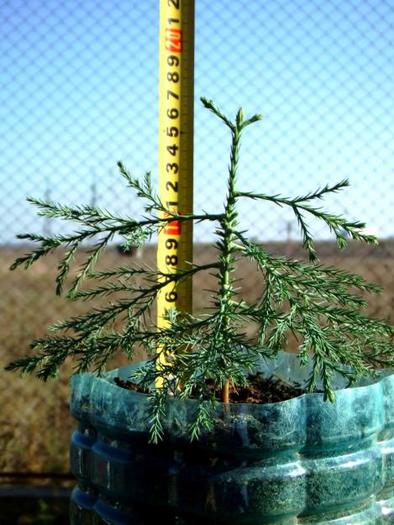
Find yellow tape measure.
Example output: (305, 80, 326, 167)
(157, 0, 195, 369)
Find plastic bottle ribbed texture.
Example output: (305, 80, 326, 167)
(69, 354, 394, 524)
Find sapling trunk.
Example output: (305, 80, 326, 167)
(222, 380, 230, 404)
(218, 109, 243, 404)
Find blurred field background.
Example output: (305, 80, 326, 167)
(0, 0, 393, 507)
(1, 240, 393, 475)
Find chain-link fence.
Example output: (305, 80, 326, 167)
(1, 0, 393, 477)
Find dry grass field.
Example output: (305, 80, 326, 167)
(1, 241, 393, 474)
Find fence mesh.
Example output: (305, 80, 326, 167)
(1, 0, 393, 475)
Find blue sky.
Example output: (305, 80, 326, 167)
(1, 0, 393, 243)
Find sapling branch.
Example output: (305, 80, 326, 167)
(235, 185, 378, 260)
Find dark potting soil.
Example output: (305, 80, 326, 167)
(114, 376, 144, 392)
(227, 374, 304, 404)
(114, 374, 304, 404)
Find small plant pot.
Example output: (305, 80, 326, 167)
(69, 352, 394, 524)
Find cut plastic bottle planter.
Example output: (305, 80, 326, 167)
(69, 352, 394, 525)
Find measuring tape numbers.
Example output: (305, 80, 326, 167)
(157, 0, 194, 370)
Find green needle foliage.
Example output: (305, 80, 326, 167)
(6, 98, 393, 443)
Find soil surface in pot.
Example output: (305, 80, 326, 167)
(114, 373, 305, 404)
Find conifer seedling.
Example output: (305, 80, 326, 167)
(6, 98, 393, 442)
